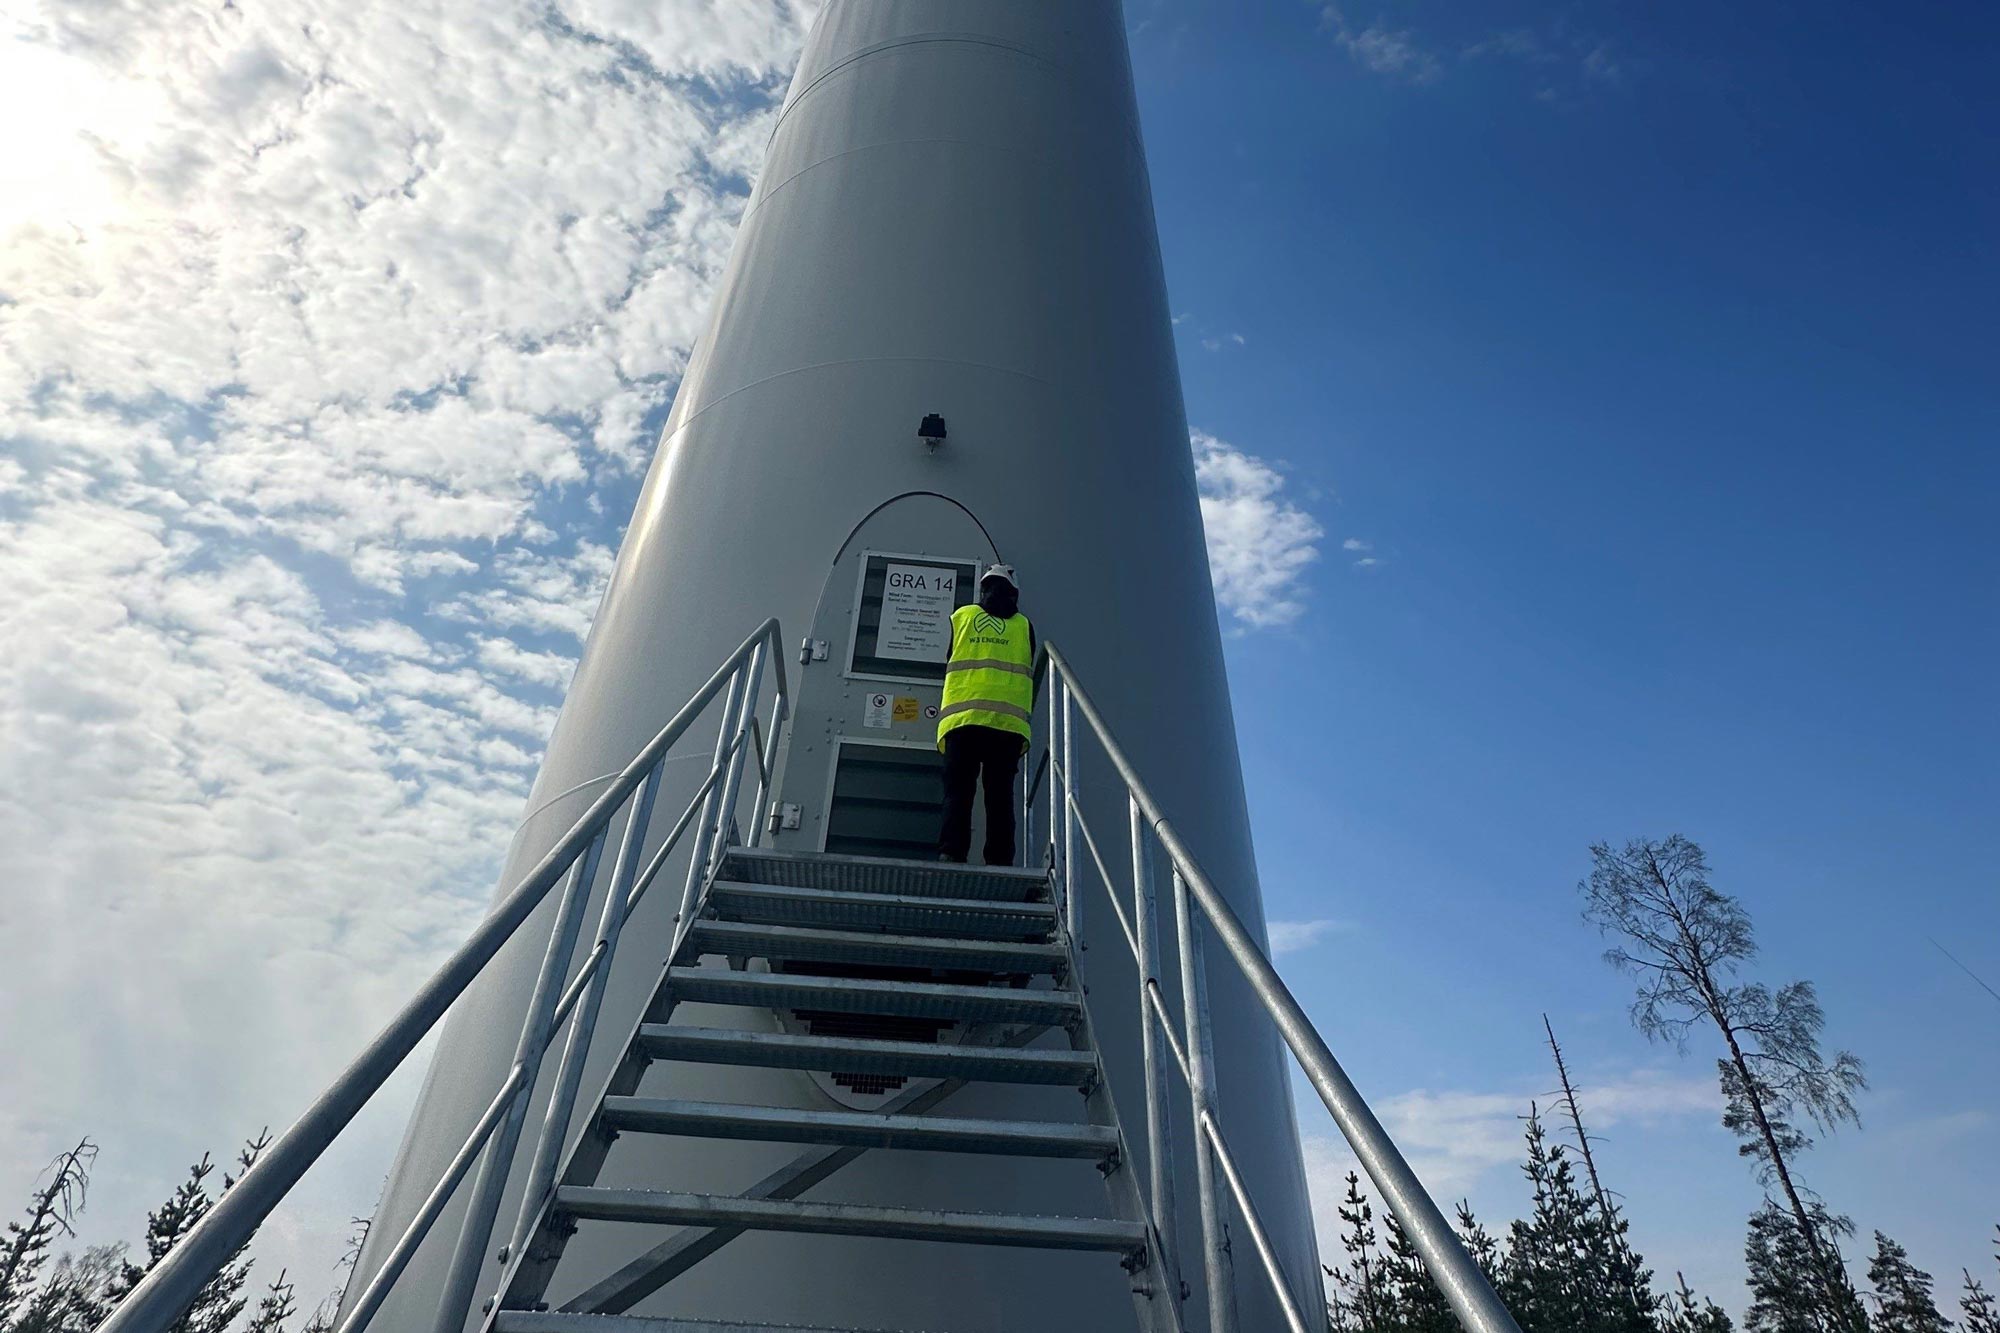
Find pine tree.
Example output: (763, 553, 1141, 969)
(1659, 1271, 1735, 1333)
(1326, 1279, 1360, 1333)
(1582, 837, 1867, 1331)
(0, 1140, 96, 1327)
(10, 1243, 124, 1333)
(243, 1270, 298, 1333)
(1382, 1206, 1455, 1333)
(1973, 1228, 2000, 1333)
(1746, 1200, 1863, 1333)
(1501, 1106, 1603, 1332)
(1962, 1272, 1999, 1333)
(1543, 1017, 1659, 1331)
(102, 1131, 271, 1333)
(1454, 1201, 1503, 1288)
(1331, 1172, 1394, 1332)
(1866, 1233, 1949, 1333)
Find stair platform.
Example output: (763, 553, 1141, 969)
(554, 1187, 1149, 1258)
(633, 1026, 1098, 1086)
(664, 969, 1077, 1025)
(714, 849, 1050, 902)
(704, 883, 1056, 940)
(495, 1316, 950, 1333)
(685, 920, 1065, 973)
(600, 1096, 1119, 1160)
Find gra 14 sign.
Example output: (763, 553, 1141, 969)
(878, 563, 956, 662)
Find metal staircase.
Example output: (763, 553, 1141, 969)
(95, 619, 1523, 1333)
(487, 848, 1180, 1333)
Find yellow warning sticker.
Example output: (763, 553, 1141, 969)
(892, 695, 921, 723)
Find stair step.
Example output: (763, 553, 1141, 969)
(664, 968, 1078, 1024)
(600, 1097, 1119, 1161)
(554, 1187, 1149, 1258)
(704, 883, 1055, 940)
(496, 1316, 943, 1333)
(684, 921, 1066, 973)
(715, 849, 1049, 901)
(635, 1025, 1098, 1086)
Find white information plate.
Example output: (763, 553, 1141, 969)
(877, 563, 956, 663)
(863, 692, 892, 728)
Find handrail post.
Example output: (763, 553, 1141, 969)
(751, 692, 787, 848)
(433, 827, 608, 1333)
(1048, 642, 1524, 1333)
(678, 666, 749, 928)
(1175, 869, 1235, 1333)
(1060, 676, 1078, 943)
(1044, 677, 1061, 880)
(713, 641, 766, 864)
(1130, 793, 1179, 1302)
(497, 749, 666, 1303)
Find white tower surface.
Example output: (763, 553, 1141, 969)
(345, 2, 1321, 1327)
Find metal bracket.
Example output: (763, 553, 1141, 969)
(798, 637, 828, 664)
(766, 802, 802, 832)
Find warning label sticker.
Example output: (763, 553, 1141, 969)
(863, 692, 891, 728)
(892, 695, 920, 723)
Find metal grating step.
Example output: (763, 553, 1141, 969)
(704, 883, 1056, 941)
(663, 969, 1078, 1025)
(715, 849, 1050, 901)
(634, 1025, 1098, 1086)
(683, 920, 1066, 973)
(495, 1316, 947, 1333)
(554, 1187, 1150, 1259)
(599, 1097, 1119, 1161)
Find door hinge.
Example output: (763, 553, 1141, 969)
(767, 801, 803, 832)
(799, 637, 828, 664)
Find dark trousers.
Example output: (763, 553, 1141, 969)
(938, 725, 1022, 865)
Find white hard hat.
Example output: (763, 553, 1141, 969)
(980, 563, 1018, 589)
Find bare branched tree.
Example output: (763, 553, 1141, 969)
(1581, 835, 1867, 1329)
(0, 1140, 97, 1326)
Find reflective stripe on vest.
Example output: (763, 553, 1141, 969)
(937, 605, 1033, 752)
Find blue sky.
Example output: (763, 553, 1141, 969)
(0, 0, 1991, 1321)
(1135, 0, 1997, 1311)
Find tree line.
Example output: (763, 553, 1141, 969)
(0, 1131, 362, 1333)
(1324, 835, 1996, 1333)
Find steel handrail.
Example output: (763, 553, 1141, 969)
(99, 620, 790, 1333)
(1042, 643, 1523, 1333)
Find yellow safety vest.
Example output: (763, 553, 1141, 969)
(937, 605, 1034, 752)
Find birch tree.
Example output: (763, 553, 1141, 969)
(0, 1141, 95, 1326)
(1581, 836, 1866, 1328)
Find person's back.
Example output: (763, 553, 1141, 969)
(935, 565, 1034, 864)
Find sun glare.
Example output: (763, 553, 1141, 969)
(0, 29, 159, 236)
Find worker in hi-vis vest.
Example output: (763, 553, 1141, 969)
(936, 563, 1035, 864)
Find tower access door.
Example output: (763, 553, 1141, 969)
(768, 493, 1001, 862)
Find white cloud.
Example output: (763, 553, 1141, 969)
(1268, 919, 1351, 954)
(476, 635, 578, 691)
(0, 0, 815, 1304)
(1321, 7, 1443, 85)
(1299, 1070, 1716, 1257)
(1190, 429, 1325, 629)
